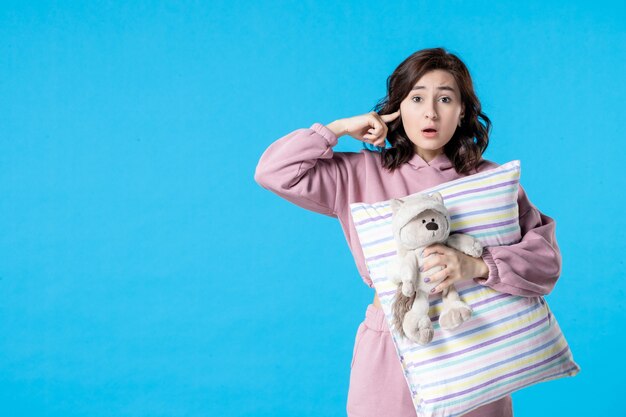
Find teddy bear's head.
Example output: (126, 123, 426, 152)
(390, 192, 451, 250)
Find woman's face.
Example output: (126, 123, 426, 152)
(399, 69, 465, 161)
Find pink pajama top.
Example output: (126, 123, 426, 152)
(254, 122, 562, 297)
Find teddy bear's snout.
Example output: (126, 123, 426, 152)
(426, 222, 439, 231)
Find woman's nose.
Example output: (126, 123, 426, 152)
(424, 104, 437, 119)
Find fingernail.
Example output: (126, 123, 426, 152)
(419, 267, 424, 272)
(431, 288, 437, 293)
(424, 278, 430, 283)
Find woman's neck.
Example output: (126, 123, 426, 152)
(416, 149, 444, 163)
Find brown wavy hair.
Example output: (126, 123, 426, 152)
(365, 47, 492, 174)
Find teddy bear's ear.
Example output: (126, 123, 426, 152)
(390, 198, 404, 212)
(430, 192, 444, 204)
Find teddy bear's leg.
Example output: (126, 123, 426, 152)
(439, 285, 473, 330)
(402, 290, 434, 345)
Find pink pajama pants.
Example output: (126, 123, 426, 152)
(346, 304, 513, 417)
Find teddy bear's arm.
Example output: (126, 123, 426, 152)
(398, 252, 420, 296)
(399, 252, 419, 281)
(446, 233, 483, 258)
(386, 257, 402, 284)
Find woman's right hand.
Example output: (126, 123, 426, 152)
(327, 110, 401, 147)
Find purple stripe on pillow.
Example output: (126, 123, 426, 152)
(410, 301, 540, 351)
(445, 180, 519, 200)
(429, 286, 500, 307)
(368, 250, 396, 262)
(420, 334, 563, 389)
(431, 293, 513, 321)
(450, 203, 518, 220)
(361, 235, 394, 247)
(469, 292, 511, 308)
(424, 364, 580, 415)
(407, 314, 548, 367)
(456, 218, 518, 233)
(429, 165, 520, 195)
(354, 212, 392, 226)
(425, 346, 570, 403)
(410, 307, 546, 357)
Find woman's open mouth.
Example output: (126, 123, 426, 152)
(421, 128, 438, 138)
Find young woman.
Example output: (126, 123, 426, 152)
(254, 47, 561, 417)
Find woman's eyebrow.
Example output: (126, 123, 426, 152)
(411, 85, 456, 93)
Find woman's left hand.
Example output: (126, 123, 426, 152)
(421, 243, 489, 294)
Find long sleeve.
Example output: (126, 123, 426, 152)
(474, 185, 562, 297)
(254, 122, 361, 217)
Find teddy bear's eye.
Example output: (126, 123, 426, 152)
(422, 220, 426, 224)
(431, 218, 435, 222)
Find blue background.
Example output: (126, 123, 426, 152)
(1, 1, 624, 416)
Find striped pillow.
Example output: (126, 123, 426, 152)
(349, 160, 580, 417)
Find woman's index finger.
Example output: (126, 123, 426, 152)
(369, 114, 383, 133)
(380, 110, 401, 123)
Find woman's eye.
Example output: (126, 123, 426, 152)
(411, 96, 451, 103)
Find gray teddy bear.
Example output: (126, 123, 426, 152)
(387, 192, 483, 345)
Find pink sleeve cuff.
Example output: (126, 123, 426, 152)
(310, 122, 339, 147)
(474, 246, 500, 287)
